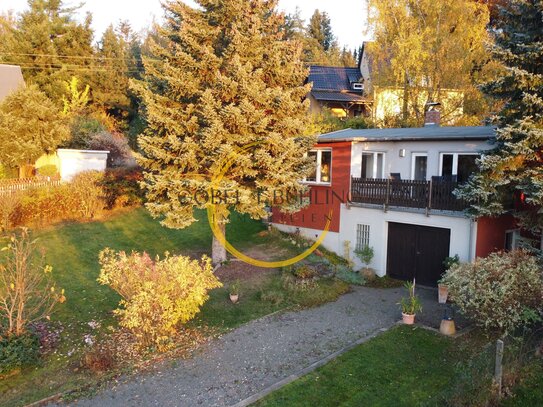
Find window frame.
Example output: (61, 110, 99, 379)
(356, 224, 371, 251)
(505, 229, 521, 251)
(352, 82, 364, 91)
(361, 151, 386, 179)
(439, 152, 480, 178)
(411, 152, 428, 181)
(303, 148, 333, 185)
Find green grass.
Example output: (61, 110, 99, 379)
(0, 208, 350, 406)
(502, 361, 543, 407)
(255, 326, 462, 407)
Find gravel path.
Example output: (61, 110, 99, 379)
(69, 286, 454, 407)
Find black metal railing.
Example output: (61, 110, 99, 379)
(350, 177, 468, 212)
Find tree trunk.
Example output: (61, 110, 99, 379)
(212, 221, 227, 266)
(402, 76, 410, 123)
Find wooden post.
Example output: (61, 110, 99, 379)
(494, 339, 504, 398)
(426, 179, 432, 217)
(384, 178, 390, 213)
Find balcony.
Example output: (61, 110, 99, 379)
(350, 177, 469, 213)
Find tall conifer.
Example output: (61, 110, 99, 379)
(134, 0, 314, 263)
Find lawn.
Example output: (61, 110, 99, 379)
(255, 326, 491, 407)
(0, 207, 349, 406)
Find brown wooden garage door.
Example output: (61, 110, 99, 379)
(386, 222, 451, 287)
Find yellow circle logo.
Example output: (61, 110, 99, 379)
(206, 142, 333, 268)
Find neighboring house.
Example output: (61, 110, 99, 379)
(0, 64, 25, 101)
(307, 65, 371, 118)
(307, 43, 464, 124)
(271, 112, 517, 287)
(358, 42, 465, 124)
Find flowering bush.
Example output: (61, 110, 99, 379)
(87, 131, 132, 167)
(97, 249, 221, 351)
(441, 251, 543, 335)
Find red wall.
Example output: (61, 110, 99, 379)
(272, 141, 352, 233)
(475, 214, 517, 258)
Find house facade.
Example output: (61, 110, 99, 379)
(271, 122, 517, 286)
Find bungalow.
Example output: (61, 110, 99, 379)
(271, 112, 517, 286)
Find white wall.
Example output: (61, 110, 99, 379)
(339, 204, 475, 276)
(272, 223, 342, 257)
(57, 149, 109, 181)
(350, 139, 493, 180)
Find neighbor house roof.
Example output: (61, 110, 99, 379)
(318, 126, 496, 143)
(308, 65, 368, 104)
(0, 65, 25, 101)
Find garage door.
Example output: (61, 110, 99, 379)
(386, 222, 451, 287)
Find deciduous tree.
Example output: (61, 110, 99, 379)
(367, 0, 492, 125)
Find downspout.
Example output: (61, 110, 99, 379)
(468, 218, 477, 262)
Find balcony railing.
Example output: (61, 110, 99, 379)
(350, 177, 469, 213)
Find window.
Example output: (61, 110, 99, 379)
(304, 149, 332, 184)
(356, 224, 370, 251)
(440, 153, 480, 183)
(361, 152, 385, 179)
(411, 153, 428, 181)
(352, 82, 364, 91)
(505, 229, 521, 251)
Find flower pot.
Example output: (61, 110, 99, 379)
(402, 313, 415, 325)
(440, 319, 456, 336)
(229, 294, 239, 304)
(438, 284, 448, 304)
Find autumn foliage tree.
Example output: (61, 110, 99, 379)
(134, 0, 315, 263)
(366, 0, 492, 125)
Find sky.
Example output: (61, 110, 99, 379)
(1, 0, 369, 50)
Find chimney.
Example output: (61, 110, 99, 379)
(424, 102, 441, 126)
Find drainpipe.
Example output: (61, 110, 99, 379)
(468, 218, 477, 262)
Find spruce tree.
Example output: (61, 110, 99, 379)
(134, 0, 314, 263)
(0, 0, 95, 105)
(0, 85, 69, 172)
(457, 0, 543, 247)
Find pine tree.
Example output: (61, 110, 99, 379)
(0, 85, 69, 172)
(134, 0, 314, 264)
(457, 0, 543, 247)
(0, 1, 95, 105)
(308, 10, 335, 52)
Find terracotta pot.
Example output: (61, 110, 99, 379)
(440, 319, 456, 336)
(402, 313, 415, 325)
(438, 284, 448, 304)
(229, 294, 239, 304)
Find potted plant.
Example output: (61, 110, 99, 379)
(229, 280, 240, 304)
(439, 255, 460, 304)
(354, 245, 375, 280)
(400, 280, 422, 325)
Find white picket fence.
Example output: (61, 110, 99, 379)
(0, 176, 62, 195)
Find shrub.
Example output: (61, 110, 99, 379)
(292, 264, 318, 279)
(36, 165, 59, 178)
(0, 192, 22, 232)
(70, 171, 105, 219)
(355, 245, 374, 268)
(100, 168, 144, 209)
(0, 332, 40, 375)
(97, 249, 222, 351)
(0, 229, 66, 337)
(66, 115, 106, 149)
(441, 251, 543, 335)
(87, 131, 132, 167)
(81, 344, 116, 373)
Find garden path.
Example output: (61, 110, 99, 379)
(67, 286, 456, 407)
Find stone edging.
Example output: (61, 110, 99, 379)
(230, 326, 392, 407)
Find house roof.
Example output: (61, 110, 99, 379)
(308, 65, 368, 104)
(308, 65, 363, 90)
(0, 65, 25, 102)
(318, 126, 496, 143)
(311, 90, 367, 103)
